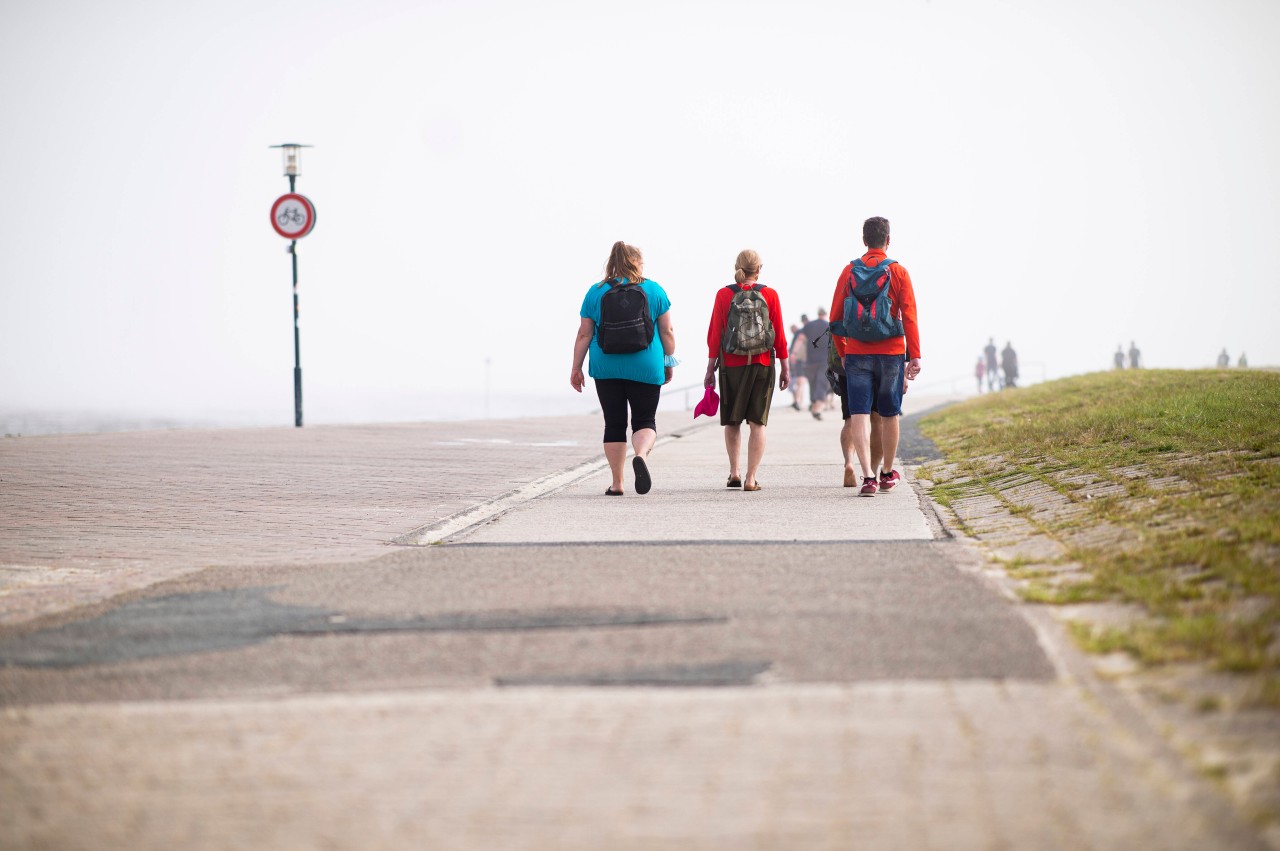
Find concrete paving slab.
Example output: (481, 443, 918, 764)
(1, 684, 1264, 851)
(458, 408, 933, 544)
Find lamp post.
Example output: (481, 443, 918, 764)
(268, 143, 315, 427)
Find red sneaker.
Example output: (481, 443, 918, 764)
(879, 469, 901, 491)
(860, 477, 878, 497)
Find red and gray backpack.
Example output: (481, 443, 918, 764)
(721, 284, 775, 357)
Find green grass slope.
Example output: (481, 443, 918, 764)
(921, 369, 1280, 698)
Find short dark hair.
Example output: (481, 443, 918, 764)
(863, 217, 890, 248)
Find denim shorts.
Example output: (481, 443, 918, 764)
(844, 354, 905, 417)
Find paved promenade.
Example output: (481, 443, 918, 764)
(0, 398, 1268, 849)
(0, 415, 606, 626)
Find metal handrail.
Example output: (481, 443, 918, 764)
(660, 382, 708, 410)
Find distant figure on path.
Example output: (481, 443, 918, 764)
(1001, 341, 1019, 388)
(1128, 340, 1142, 369)
(1217, 348, 1231, 368)
(1239, 352, 1249, 368)
(1114, 345, 1126, 370)
(975, 356, 986, 392)
(800, 308, 831, 420)
(829, 216, 921, 496)
(984, 337, 999, 391)
(704, 249, 789, 492)
(571, 241, 676, 496)
(788, 321, 808, 410)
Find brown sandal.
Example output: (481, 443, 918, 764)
(726, 476, 742, 488)
(743, 482, 762, 492)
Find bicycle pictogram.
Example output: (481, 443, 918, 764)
(277, 206, 306, 227)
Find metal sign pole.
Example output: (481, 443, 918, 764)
(288, 173, 302, 427)
(270, 145, 314, 427)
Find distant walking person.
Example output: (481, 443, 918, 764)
(788, 321, 808, 410)
(571, 241, 676, 496)
(1217, 348, 1230, 368)
(800, 308, 831, 420)
(975, 357, 986, 393)
(1239, 352, 1249, 368)
(1001, 341, 1019, 388)
(984, 337, 998, 391)
(829, 216, 921, 496)
(1128, 341, 1142, 369)
(1114, 345, 1125, 370)
(704, 249, 789, 492)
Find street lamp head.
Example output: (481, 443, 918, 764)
(269, 143, 313, 177)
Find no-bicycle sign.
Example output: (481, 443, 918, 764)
(270, 193, 317, 239)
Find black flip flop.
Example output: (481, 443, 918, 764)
(632, 456, 652, 495)
(726, 476, 742, 488)
(605, 487, 623, 496)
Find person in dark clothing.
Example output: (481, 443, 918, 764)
(1001, 341, 1019, 388)
(801, 309, 830, 420)
(984, 337, 998, 391)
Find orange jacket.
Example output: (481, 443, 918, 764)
(706, 282, 789, 367)
(829, 248, 920, 359)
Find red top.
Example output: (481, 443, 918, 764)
(829, 248, 921, 359)
(706, 282, 789, 367)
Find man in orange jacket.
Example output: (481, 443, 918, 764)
(829, 216, 921, 496)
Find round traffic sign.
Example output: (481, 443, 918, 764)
(270, 193, 317, 239)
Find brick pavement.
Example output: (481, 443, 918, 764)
(0, 417, 606, 625)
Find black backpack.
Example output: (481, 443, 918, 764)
(596, 278, 655, 354)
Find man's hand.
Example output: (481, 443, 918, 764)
(663, 366, 673, 386)
(704, 367, 716, 389)
(778, 360, 790, 391)
(570, 367, 585, 393)
(906, 357, 922, 381)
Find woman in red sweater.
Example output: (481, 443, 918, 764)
(703, 249, 790, 492)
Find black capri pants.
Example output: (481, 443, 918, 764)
(594, 378, 661, 443)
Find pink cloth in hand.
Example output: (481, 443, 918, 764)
(694, 387, 719, 418)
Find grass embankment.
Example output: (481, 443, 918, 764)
(921, 370, 1280, 699)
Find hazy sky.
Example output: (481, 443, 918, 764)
(2, 0, 1277, 425)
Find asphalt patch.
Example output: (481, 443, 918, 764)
(898, 407, 945, 465)
(0, 587, 727, 669)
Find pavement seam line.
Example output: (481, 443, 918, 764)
(392, 429, 701, 546)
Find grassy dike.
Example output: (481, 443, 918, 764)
(920, 369, 1280, 702)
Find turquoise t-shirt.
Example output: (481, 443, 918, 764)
(580, 278, 671, 385)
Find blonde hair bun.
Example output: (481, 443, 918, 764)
(733, 249, 761, 284)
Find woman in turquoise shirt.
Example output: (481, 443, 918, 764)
(570, 241, 677, 495)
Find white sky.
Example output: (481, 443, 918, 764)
(2, 0, 1278, 425)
